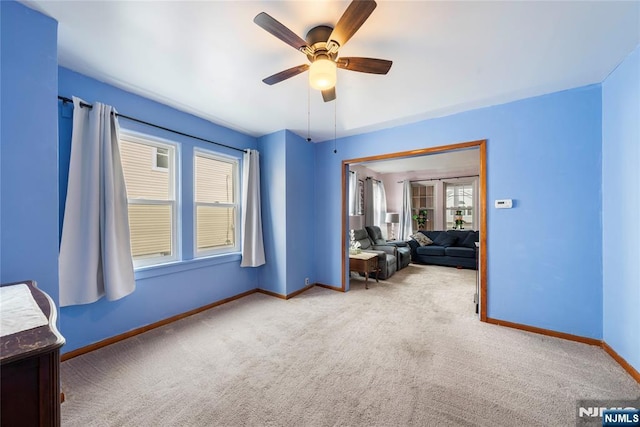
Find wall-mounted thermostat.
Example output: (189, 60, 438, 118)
(495, 199, 513, 209)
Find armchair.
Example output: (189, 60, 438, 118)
(365, 226, 411, 270)
(352, 229, 397, 280)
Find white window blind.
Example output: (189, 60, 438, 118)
(120, 133, 178, 267)
(194, 149, 240, 256)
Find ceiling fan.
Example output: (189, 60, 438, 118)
(254, 0, 392, 102)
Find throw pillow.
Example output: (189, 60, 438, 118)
(410, 233, 433, 247)
(432, 232, 458, 247)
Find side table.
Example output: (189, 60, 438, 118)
(349, 252, 379, 289)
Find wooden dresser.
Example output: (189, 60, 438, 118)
(0, 280, 65, 427)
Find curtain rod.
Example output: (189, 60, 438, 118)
(365, 176, 381, 183)
(397, 174, 478, 183)
(58, 96, 247, 154)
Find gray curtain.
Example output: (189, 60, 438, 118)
(59, 97, 135, 306)
(240, 149, 265, 267)
(399, 180, 413, 240)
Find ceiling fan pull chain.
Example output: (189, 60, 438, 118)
(307, 84, 312, 143)
(333, 96, 338, 154)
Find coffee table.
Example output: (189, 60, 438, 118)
(349, 252, 379, 289)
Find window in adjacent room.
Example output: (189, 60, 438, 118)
(411, 183, 435, 232)
(445, 182, 474, 230)
(120, 133, 178, 267)
(194, 149, 240, 257)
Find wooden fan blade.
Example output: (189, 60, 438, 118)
(322, 87, 336, 102)
(254, 12, 308, 51)
(337, 57, 392, 74)
(329, 0, 377, 48)
(262, 64, 309, 85)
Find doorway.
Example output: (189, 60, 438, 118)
(341, 139, 488, 321)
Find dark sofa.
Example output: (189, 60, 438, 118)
(407, 230, 479, 269)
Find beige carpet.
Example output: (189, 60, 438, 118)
(60, 264, 639, 426)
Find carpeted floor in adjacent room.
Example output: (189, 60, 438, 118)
(60, 264, 639, 426)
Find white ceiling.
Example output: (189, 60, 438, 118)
(23, 1, 640, 142)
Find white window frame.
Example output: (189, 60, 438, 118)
(120, 132, 180, 268)
(193, 148, 241, 258)
(444, 178, 477, 230)
(152, 146, 169, 171)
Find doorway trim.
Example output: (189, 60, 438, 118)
(341, 139, 488, 321)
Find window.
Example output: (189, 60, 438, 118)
(120, 133, 178, 267)
(194, 149, 240, 257)
(153, 147, 169, 170)
(411, 183, 434, 231)
(445, 182, 474, 230)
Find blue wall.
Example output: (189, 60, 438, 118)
(0, 2, 59, 302)
(285, 131, 316, 294)
(602, 45, 640, 373)
(56, 68, 261, 352)
(257, 130, 317, 295)
(315, 85, 604, 339)
(314, 140, 345, 288)
(257, 131, 288, 295)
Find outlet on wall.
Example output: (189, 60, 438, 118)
(305, 278, 310, 286)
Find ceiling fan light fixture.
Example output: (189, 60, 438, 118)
(309, 58, 337, 90)
(255, 1, 391, 102)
